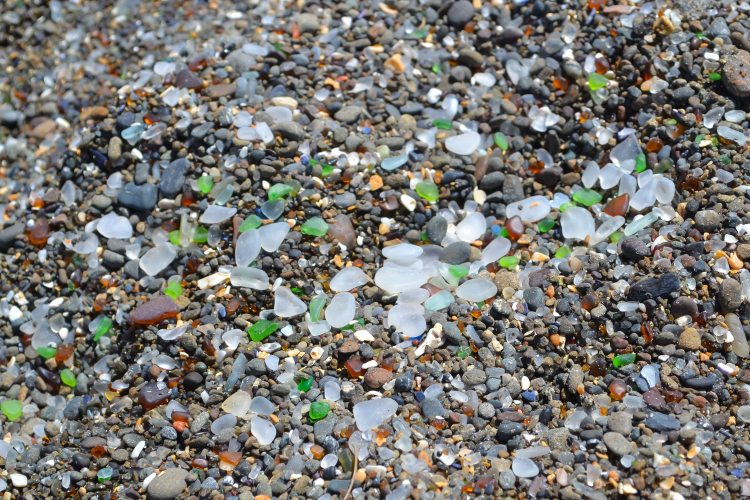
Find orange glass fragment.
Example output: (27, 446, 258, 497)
(27, 217, 49, 246)
(603, 194, 630, 217)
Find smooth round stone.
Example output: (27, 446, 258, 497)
(456, 212, 487, 242)
(235, 229, 261, 267)
(230, 267, 269, 289)
(512, 457, 539, 478)
(325, 292, 356, 328)
(561, 207, 595, 240)
(330, 267, 370, 292)
(455, 278, 497, 302)
(505, 196, 551, 223)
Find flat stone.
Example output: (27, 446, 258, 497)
(643, 412, 680, 432)
(0, 223, 24, 248)
(677, 327, 701, 350)
(364, 368, 393, 389)
(148, 468, 189, 500)
(334, 106, 362, 124)
(160, 158, 190, 198)
(118, 182, 158, 211)
(426, 216, 447, 244)
(80, 437, 107, 449)
(566, 364, 584, 394)
(603, 432, 631, 457)
(493, 271, 519, 291)
(671, 296, 698, 318)
(440, 242, 472, 264)
(694, 210, 721, 233)
(606, 412, 632, 436)
(272, 121, 305, 142)
(446, 0, 474, 29)
(205, 84, 236, 98)
(620, 236, 649, 260)
(628, 273, 680, 301)
(421, 397, 446, 418)
(720, 278, 742, 313)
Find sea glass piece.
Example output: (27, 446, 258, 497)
(455, 279, 497, 302)
(96, 212, 133, 239)
(561, 207, 595, 240)
(239, 215, 263, 232)
(251, 417, 276, 445)
(1, 400, 22, 421)
(309, 401, 331, 421)
(248, 320, 279, 342)
(613, 353, 635, 367)
(505, 196, 551, 223)
(230, 267, 269, 289)
(416, 182, 439, 202)
(274, 287, 307, 317)
(330, 267, 370, 291)
(139, 382, 171, 410)
(309, 296, 326, 323)
(94, 317, 112, 341)
(140, 243, 177, 276)
(258, 222, 290, 252)
(456, 212, 487, 242)
(301, 217, 328, 236)
(325, 292, 356, 328)
(236, 228, 262, 267)
(353, 398, 398, 431)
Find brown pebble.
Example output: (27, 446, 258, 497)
(363, 367, 393, 389)
(339, 339, 360, 355)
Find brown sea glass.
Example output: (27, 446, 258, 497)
(27, 217, 49, 246)
(38, 367, 61, 391)
(131, 296, 180, 325)
(219, 451, 243, 471)
(344, 355, 366, 378)
(581, 294, 599, 310)
(505, 216, 524, 240)
(192, 458, 209, 470)
(329, 214, 355, 249)
(603, 194, 630, 217)
(589, 355, 608, 377)
(138, 382, 171, 410)
(55, 343, 75, 363)
(609, 379, 627, 400)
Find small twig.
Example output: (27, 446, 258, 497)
(342, 446, 359, 500)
